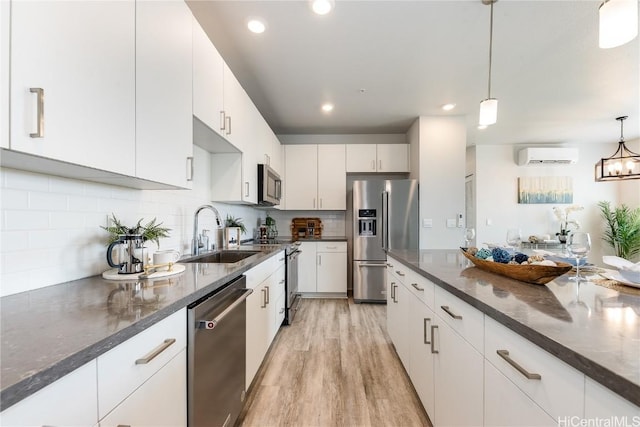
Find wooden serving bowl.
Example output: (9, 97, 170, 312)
(460, 248, 572, 285)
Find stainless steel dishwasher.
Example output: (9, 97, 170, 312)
(187, 275, 252, 427)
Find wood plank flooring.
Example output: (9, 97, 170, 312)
(238, 298, 432, 427)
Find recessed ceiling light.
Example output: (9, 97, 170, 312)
(442, 103, 456, 111)
(247, 18, 266, 34)
(321, 103, 334, 113)
(311, 0, 335, 15)
(477, 125, 488, 130)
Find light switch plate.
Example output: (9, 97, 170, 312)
(423, 218, 433, 228)
(446, 219, 456, 228)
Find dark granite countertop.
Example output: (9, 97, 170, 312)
(387, 249, 640, 407)
(0, 245, 285, 411)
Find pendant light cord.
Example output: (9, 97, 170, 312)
(487, 1, 494, 98)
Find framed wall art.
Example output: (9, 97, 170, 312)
(517, 176, 573, 204)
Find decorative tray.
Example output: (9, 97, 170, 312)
(460, 248, 572, 285)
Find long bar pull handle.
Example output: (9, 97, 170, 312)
(244, 182, 250, 198)
(430, 325, 439, 354)
(319, 198, 323, 209)
(318, 254, 322, 266)
(423, 318, 431, 344)
(117, 425, 131, 427)
(226, 115, 231, 135)
(265, 285, 270, 304)
(379, 159, 382, 170)
(198, 289, 254, 330)
(411, 283, 424, 292)
(186, 156, 194, 181)
(395, 270, 405, 277)
(390, 282, 396, 302)
(497, 350, 541, 380)
(313, 198, 316, 209)
(135, 338, 176, 364)
(261, 288, 267, 308)
(441, 305, 462, 320)
(359, 263, 387, 268)
(30, 88, 44, 138)
(371, 160, 375, 170)
(386, 263, 394, 268)
(220, 111, 226, 131)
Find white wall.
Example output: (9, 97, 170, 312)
(473, 141, 640, 265)
(0, 145, 265, 296)
(408, 116, 467, 249)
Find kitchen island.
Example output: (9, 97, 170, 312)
(387, 249, 640, 412)
(0, 245, 284, 412)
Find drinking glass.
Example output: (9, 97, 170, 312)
(567, 232, 591, 280)
(464, 227, 476, 247)
(506, 228, 522, 249)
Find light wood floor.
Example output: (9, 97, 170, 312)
(238, 298, 432, 427)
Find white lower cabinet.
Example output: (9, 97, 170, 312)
(298, 241, 317, 293)
(386, 269, 411, 369)
(484, 359, 556, 427)
(408, 292, 436, 419)
(433, 316, 484, 427)
(0, 360, 99, 427)
(99, 349, 187, 427)
(298, 241, 347, 296)
(584, 377, 640, 419)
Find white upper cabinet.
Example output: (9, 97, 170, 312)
(135, 0, 193, 189)
(284, 144, 345, 210)
(1, 0, 9, 149)
(346, 143, 409, 173)
(192, 17, 224, 136)
(9, 0, 136, 175)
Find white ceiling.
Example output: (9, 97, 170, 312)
(187, 0, 639, 147)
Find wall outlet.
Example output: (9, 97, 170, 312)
(423, 218, 433, 228)
(457, 214, 464, 228)
(446, 219, 456, 228)
(486, 218, 493, 226)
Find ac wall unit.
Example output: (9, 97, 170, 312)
(517, 147, 579, 165)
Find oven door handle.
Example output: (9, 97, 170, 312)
(198, 288, 253, 330)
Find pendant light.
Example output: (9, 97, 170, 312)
(599, 0, 639, 49)
(479, 0, 498, 126)
(595, 116, 640, 181)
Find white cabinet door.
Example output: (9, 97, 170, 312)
(100, 349, 187, 427)
(135, 0, 193, 188)
(584, 377, 640, 419)
(484, 359, 556, 427)
(298, 242, 318, 292)
(386, 273, 411, 370)
(317, 144, 346, 210)
(1, 0, 8, 149)
(345, 144, 377, 172)
(285, 145, 318, 210)
(433, 318, 484, 427)
(268, 265, 286, 341)
(10, 0, 135, 175)
(408, 293, 436, 419)
(377, 144, 409, 172)
(246, 279, 270, 389)
(316, 251, 347, 293)
(222, 63, 249, 150)
(0, 361, 98, 427)
(192, 17, 224, 136)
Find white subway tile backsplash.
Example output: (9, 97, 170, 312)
(49, 176, 87, 196)
(4, 168, 49, 191)
(4, 210, 49, 230)
(1, 189, 29, 210)
(68, 195, 100, 212)
(3, 249, 54, 274)
(1, 231, 29, 252)
(29, 191, 68, 211)
(0, 272, 29, 296)
(49, 212, 87, 229)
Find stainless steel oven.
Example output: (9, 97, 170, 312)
(284, 242, 301, 325)
(257, 164, 282, 206)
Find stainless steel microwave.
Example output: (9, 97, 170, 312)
(257, 164, 282, 206)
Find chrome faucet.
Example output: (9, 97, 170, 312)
(192, 205, 222, 256)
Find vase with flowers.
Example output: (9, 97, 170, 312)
(553, 205, 583, 243)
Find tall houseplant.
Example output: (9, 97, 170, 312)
(598, 201, 640, 261)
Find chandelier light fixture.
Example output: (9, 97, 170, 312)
(479, 0, 498, 126)
(599, 0, 639, 49)
(595, 116, 640, 181)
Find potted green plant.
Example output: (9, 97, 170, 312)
(101, 214, 171, 249)
(598, 201, 640, 261)
(224, 215, 246, 247)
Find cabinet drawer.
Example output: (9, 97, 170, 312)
(434, 286, 483, 353)
(245, 251, 283, 289)
(386, 258, 410, 284)
(404, 268, 435, 310)
(484, 316, 584, 420)
(97, 308, 186, 419)
(316, 242, 346, 252)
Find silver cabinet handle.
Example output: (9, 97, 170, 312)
(371, 160, 375, 170)
(395, 270, 405, 277)
(390, 282, 396, 302)
(313, 198, 316, 209)
(186, 156, 194, 181)
(411, 283, 424, 292)
(386, 263, 394, 268)
(117, 425, 131, 427)
(135, 338, 176, 365)
(430, 325, 439, 354)
(423, 318, 431, 344)
(441, 305, 462, 320)
(265, 285, 270, 304)
(319, 198, 323, 209)
(226, 115, 231, 135)
(244, 182, 249, 197)
(279, 257, 285, 262)
(497, 350, 541, 380)
(30, 88, 44, 138)
(393, 284, 398, 303)
(379, 159, 382, 170)
(199, 289, 254, 329)
(326, 246, 337, 249)
(220, 111, 226, 131)
(318, 254, 322, 266)
(261, 288, 267, 308)
(279, 307, 285, 314)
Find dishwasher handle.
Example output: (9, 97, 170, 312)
(198, 288, 253, 330)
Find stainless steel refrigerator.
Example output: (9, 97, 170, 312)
(353, 179, 419, 302)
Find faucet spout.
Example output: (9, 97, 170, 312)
(192, 205, 222, 256)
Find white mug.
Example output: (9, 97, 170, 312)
(153, 250, 181, 265)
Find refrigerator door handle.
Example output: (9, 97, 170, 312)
(381, 191, 389, 251)
(358, 263, 388, 268)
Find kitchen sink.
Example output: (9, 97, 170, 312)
(182, 250, 260, 264)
